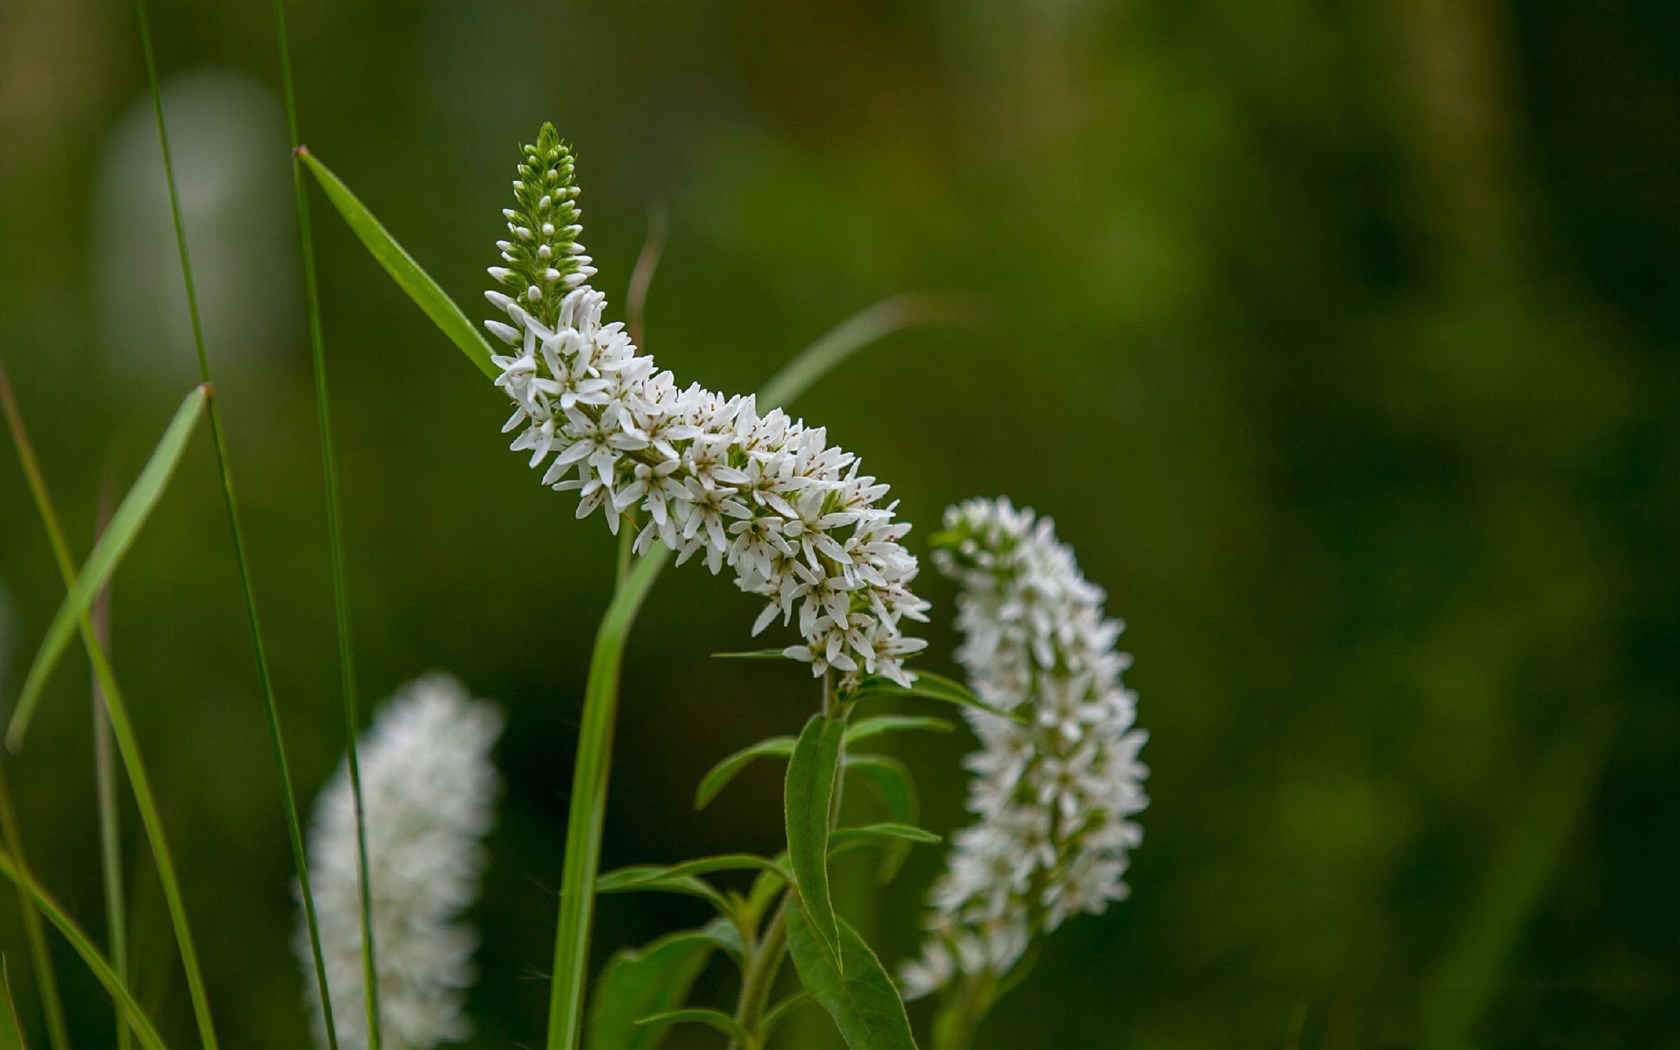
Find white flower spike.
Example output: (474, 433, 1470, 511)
(483, 125, 928, 688)
(899, 498, 1148, 1000)
(297, 674, 504, 1050)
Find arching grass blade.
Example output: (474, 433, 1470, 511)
(6, 385, 207, 749)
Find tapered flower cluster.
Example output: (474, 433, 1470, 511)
(297, 674, 504, 1050)
(482, 124, 927, 686)
(899, 498, 1148, 999)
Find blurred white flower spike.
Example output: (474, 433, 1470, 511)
(482, 124, 929, 689)
(900, 498, 1149, 1001)
(298, 674, 504, 1050)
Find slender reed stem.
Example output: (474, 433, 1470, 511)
(92, 489, 133, 1050)
(269, 0, 381, 1043)
(129, 0, 344, 1045)
(0, 758, 69, 1050)
(1, 364, 217, 1050)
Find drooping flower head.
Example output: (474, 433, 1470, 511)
(297, 674, 504, 1050)
(899, 498, 1148, 1000)
(481, 124, 928, 688)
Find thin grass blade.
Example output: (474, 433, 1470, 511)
(1, 368, 216, 1050)
(298, 150, 496, 380)
(7, 384, 207, 750)
(90, 491, 131, 1050)
(0, 851, 172, 1050)
(0, 958, 24, 1050)
(271, 12, 381, 1046)
(0, 762, 67, 1050)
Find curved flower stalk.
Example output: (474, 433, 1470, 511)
(297, 674, 504, 1050)
(900, 497, 1149, 1011)
(481, 125, 928, 688)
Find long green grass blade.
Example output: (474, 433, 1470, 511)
(0, 763, 67, 1050)
(6, 385, 206, 749)
(129, 0, 343, 1043)
(1420, 713, 1616, 1050)
(298, 151, 496, 380)
(546, 548, 669, 1050)
(756, 294, 969, 408)
(1, 367, 217, 1050)
(0, 850, 172, 1050)
(271, 4, 380, 1045)
(89, 513, 132, 1050)
(0, 958, 24, 1050)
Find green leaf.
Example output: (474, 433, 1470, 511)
(694, 736, 796, 809)
(709, 648, 796, 661)
(598, 854, 787, 889)
(785, 714, 847, 965)
(7, 385, 208, 750)
(585, 926, 718, 1050)
(829, 823, 941, 851)
(0, 959, 24, 1050)
(633, 1009, 749, 1043)
(762, 989, 814, 1038)
(298, 150, 497, 381)
(785, 910, 918, 1050)
(593, 865, 730, 913)
(756, 294, 968, 408)
(846, 670, 1028, 725)
(844, 715, 953, 746)
(546, 547, 671, 1050)
(843, 755, 921, 881)
(741, 863, 789, 930)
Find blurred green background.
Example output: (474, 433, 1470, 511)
(2, 0, 1676, 1047)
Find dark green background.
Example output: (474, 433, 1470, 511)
(1, 1, 1675, 1047)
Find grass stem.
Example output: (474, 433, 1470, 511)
(129, 0, 345, 1044)
(269, 0, 382, 1043)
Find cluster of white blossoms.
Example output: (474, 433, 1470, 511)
(480, 125, 927, 687)
(899, 498, 1148, 1000)
(297, 674, 504, 1050)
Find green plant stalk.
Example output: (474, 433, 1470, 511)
(546, 547, 670, 1050)
(931, 972, 998, 1050)
(129, 0, 343, 1045)
(731, 896, 791, 1050)
(269, 0, 380, 1044)
(0, 759, 69, 1050)
(0, 850, 172, 1050)
(91, 501, 132, 1050)
(735, 690, 844, 1050)
(1420, 712, 1616, 1050)
(0, 368, 217, 1050)
(94, 694, 131, 1050)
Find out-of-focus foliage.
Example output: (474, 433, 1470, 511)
(1, 0, 1675, 1047)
